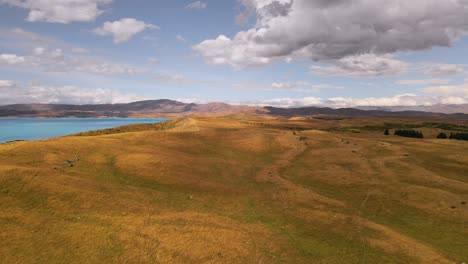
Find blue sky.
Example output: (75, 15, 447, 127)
(0, 0, 467, 107)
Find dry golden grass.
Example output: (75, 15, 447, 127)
(0, 116, 467, 263)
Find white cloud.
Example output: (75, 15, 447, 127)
(92, 18, 159, 43)
(310, 54, 409, 77)
(176, 34, 187, 42)
(323, 94, 439, 108)
(186, 1, 207, 10)
(248, 93, 468, 108)
(153, 72, 219, 87)
(244, 79, 468, 107)
(422, 82, 468, 98)
(0, 54, 29, 65)
(0, 79, 16, 88)
(233, 81, 340, 92)
(0, 48, 144, 76)
(0, 29, 145, 76)
(65, 57, 144, 75)
(252, 97, 324, 107)
(1, 0, 112, 23)
(397, 79, 451, 86)
(194, 0, 468, 69)
(0, 80, 146, 105)
(420, 63, 466, 76)
(176, 98, 203, 104)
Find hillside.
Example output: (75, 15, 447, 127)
(0, 117, 467, 263)
(1, 100, 468, 118)
(0, 100, 261, 118)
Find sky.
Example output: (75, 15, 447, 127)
(0, 0, 468, 108)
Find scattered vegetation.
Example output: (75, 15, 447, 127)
(423, 122, 468, 131)
(436, 132, 448, 139)
(449, 132, 468, 141)
(394, 129, 424, 138)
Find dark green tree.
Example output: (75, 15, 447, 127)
(394, 129, 424, 138)
(436, 132, 447, 139)
(450, 132, 468, 141)
(384, 129, 389, 135)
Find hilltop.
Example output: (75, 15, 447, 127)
(0, 116, 467, 263)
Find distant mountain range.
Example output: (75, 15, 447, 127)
(1, 99, 467, 118)
(357, 104, 468, 114)
(0, 100, 260, 118)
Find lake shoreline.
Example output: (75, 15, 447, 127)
(0, 118, 169, 143)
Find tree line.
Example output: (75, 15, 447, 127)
(449, 132, 468, 141)
(384, 129, 468, 141)
(392, 129, 424, 138)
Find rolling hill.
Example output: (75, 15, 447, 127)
(0, 116, 467, 263)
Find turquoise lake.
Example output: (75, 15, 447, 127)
(0, 118, 168, 143)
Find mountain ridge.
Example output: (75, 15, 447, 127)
(1, 99, 468, 118)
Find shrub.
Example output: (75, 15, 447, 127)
(384, 129, 389, 135)
(436, 132, 447, 139)
(394, 129, 424, 138)
(449, 132, 468, 141)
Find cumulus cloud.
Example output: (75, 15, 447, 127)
(0, 29, 145, 75)
(0, 28, 143, 76)
(420, 63, 467, 76)
(397, 79, 451, 86)
(422, 82, 468, 99)
(255, 97, 324, 108)
(0, 47, 144, 76)
(0, 54, 29, 65)
(243, 79, 468, 108)
(233, 81, 340, 92)
(248, 93, 468, 108)
(310, 54, 409, 77)
(0, 79, 16, 89)
(1, 0, 112, 23)
(153, 72, 219, 87)
(0, 80, 145, 105)
(254, 95, 421, 108)
(92, 18, 159, 43)
(194, 0, 468, 69)
(185, 1, 207, 10)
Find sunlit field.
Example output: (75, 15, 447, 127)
(1, 117, 466, 263)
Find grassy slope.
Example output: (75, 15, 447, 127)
(0, 117, 467, 263)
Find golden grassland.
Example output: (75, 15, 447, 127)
(0, 116, 467, 263)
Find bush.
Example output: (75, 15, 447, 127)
(394, 129, 424, 138)
(449, 132, 468, 141)
(384, 129, 389, 135)
(436, 132, 448, 139)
